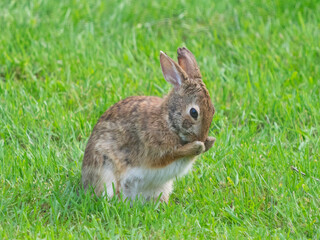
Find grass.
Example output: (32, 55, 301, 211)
(0, 0, 320, 238)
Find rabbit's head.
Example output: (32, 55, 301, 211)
(160, 47, 215, 143)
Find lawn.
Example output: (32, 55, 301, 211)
(0, 0, 319, 238)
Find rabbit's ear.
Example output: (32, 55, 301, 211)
(160, 51, 187, 90)
(177, 47, 202, 79)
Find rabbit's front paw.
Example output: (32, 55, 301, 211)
(191, 141, 205, 155)
(204, 136, 216, 152)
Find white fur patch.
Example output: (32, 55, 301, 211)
(120, 157, 195, 200)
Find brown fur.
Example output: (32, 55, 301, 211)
(82, 47, 215, 198)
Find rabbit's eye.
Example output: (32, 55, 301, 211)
(189, 108, 198, 120)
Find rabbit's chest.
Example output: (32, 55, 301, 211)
(122, 157, 195, 193)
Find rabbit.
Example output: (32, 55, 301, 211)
(81, 47, 215, 203)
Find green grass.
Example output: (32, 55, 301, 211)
(0, 0, 320, 238)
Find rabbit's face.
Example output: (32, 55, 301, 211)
(167, 80, 214, 143)
(160, 47, 215, 143)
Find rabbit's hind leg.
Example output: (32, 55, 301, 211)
(99, 154, 117, 198)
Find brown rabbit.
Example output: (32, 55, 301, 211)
(82, 47, 215, 202)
